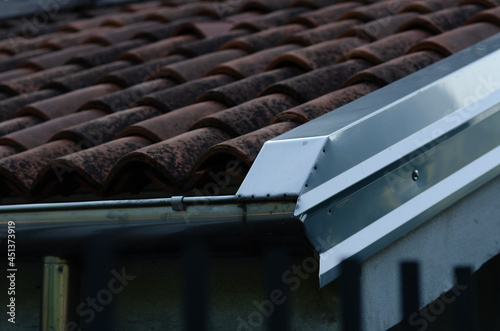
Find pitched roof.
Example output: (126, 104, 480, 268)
(0, 0, 499, 202)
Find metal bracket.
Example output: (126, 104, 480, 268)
(171, 196, 186, 211)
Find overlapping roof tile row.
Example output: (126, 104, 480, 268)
(0, 0, 499, 201)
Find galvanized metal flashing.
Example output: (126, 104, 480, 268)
(237, 33, 500, 287)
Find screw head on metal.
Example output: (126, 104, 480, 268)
(412, 170, 419, 181)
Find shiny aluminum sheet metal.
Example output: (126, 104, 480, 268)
(237, 33, 500, 286)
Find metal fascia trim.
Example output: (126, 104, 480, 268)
(318, 144, 500, 287)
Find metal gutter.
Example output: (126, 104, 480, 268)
(237, 33, 500, 287)
(0, 196, 303, 257)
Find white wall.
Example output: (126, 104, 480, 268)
(361, 175, 500, 330)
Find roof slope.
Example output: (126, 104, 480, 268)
(0, 0, 499, 202)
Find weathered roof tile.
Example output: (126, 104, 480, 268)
(408, 22, 500, 56)
(261, 59, 372, 102)
(211, 44, 300, 78)
(344, 30, 432, 64)
(397, 5, 485, 33)
(344, 51, 444, 87)
(16, 84, 120, 120)
(0, 110, 105, 151)
(192, 94, 299, 136)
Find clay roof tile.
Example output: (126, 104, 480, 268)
(344, 51, 444, 87)
(397, 5, 486, 34)
(261, 59, 372, 102)
(408, 22, 500, 56)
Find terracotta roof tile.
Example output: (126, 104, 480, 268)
(221, 24, 306, 52)
(268, 37, 367, 70)
(239, 0, 297, 12)
(290, 0, 338, 8)
(156, 49, 247, 82)
(171, 30, 249, 57)
(37, 28, 115, 50)
(467, 6, 500, 25)
(0, 110, 105, 151)
(0, 89, 61, 122)
(198, 4, 252, 20)
(145, 2, 216, 22)
(400, 0, 464, 14)
(341, 12, 420, 41)
(133, 16, 215, 41)
(0, 33, 62, 55)
(0, 64, 83, 96)
(0, 0, 497, 201)
(46, 61, 132, 92)
(397, 5, 486, 33)
(460, 0, 500, 8)
(233, 7, 309, 30)
(101, 9, 161, 27)
(408, 22, 500, 56)
(49, 106, 162, 147)
(16, 84, 119, 120)
(43, 136, 152, 195)
(288, 2, 361, 27)
(158, 0, 201, 7)
(83, 22, 164, 45)
(197, 67, 302, 106)
(220, 11, 263, 24)
(173, 21, 236, 38)
(67, 39, 149, 67)
(344, 30, 432, 64)
(118, 35, 198, 62)
(18, 44, 102, 71)
(0, 49, 52, 72)
(344, 51, 444, 87)
(210, 44, 301, 78)
(0, 139, 79, 198)
(114, 127, 233, 185)
(59, 14, 123, 32)
(0, 116, 43, 137)
(0, 146, 18, 159)
(81, 79, 178, 113)
(119, 101, 228, 141)
(138, 74, 236, 112)
(339, 0, 413, 21)
(261, 59, 373, 102)
(198, 122, 300, 168)
(283, 19, 361, 45)
(191, 94, 299, 136)
(97, 56, 186, 88)
(271, 83, 379, 123)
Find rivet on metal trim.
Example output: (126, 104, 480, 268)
(412, 170, 419, 181)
